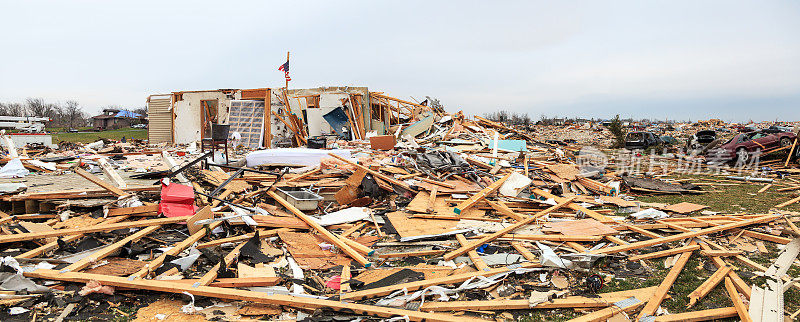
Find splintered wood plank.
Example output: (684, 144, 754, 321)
(25, 269, 478, 322)
(269, 190, 370, 267)
(456, 234, 490, 271)
(652, 307, 738, 321)
(637, 241, 696, 320)
(593, 215, 778, 255)
(453, 172, 512, 214)
(687, 265, 732, 307)
(75, 168, 128, 197)
(0, 216, 191, 244)
(443, 197, 575, 261)
(724, 276, 753, 322)
(629, 244, 700, 261)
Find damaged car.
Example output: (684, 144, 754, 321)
(687, 130, 716, 150)
(624, 131, 661, 150)
(710, 130, 797, 163)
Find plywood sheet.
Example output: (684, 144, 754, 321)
(663, 202, 708, 214)
(385, 212, 459, 238)
(541, 219, 618, 236)
(278, 231, 351, 270)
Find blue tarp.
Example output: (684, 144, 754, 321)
(115, 110, 142, 118)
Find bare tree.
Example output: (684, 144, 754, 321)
(63, 100, 85, 129)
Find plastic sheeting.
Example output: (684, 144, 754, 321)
(0, 158, 29, 178)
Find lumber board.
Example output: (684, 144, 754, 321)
(268, 190, 370, 267)
(341, 262, 541, 300)
(629, 244, 700, 261)
(74, 168, 128, 197)
(327, 153, 411, 191)
(687, 265, 731, 307)
(443, 197, 575, 260)
(62, 225, 161, 272)
(592, 215, 778, 255)
(15, 215, 130, 259)
(637, 241, 696, 320)
(724, 276, 753, 322)
(453, 172, 512, 214)
(129, 221, 223, 279)
(653, 307, 737, 321)
(0, 216, 190, 244)
(25, 269, 479, 322)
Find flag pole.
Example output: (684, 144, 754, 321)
(285, 51, 290, 90)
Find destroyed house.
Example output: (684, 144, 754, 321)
(91, 108, 142, 131)
(147, 86, 437, 148)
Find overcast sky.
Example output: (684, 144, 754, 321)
(1, 1, 799, 122)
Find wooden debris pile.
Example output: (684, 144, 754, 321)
(0, 112, 798, 321)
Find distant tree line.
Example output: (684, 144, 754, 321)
(0, 98, 146, 129)
(0, 98, 89, 129)
(483, 111, 532, 126)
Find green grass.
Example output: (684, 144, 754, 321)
(635, 173, 800, 213)
(51, 128, 147, 143)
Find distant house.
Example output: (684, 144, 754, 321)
(92, 109, 143, 131)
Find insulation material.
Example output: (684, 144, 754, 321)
(229, 100, 265, 149)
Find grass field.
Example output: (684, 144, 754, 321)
(50, 128, 147, 143)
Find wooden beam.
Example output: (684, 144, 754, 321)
(341, 262, 540, 301)
(652, 307, 737, 321)
(268, 190, 370, 267)
(687, 265, 732, 307)
(97, 157, 127, 188)
(628, 244, 701, 261)
(697, 242, 751, 299)
(74, 168, 128, 197)
(25, 269, 478, 322)
(129, 221, 223, 279)
(511, 242, 537, 261)
(531, 188, 613, 222)
(107, 204, 159, 216)
(15, 215, 130, 259)
(456, 234, 490, 271)
(453, 173, 512, 214)
(327, 153, 412, 191)
(486, 200, 526, 221)
(377, 249, 445, 259)
(443, 197, 575, 261)
(61, 225, 161, 272)
(421, 287, 658, 311)
(0, 216, 190, 244)
(637, 241, 696, 320)
(593, 215, 778, 255)
(724, 276, 753, 322)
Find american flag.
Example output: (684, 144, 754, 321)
(278, 61, 291, 81)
